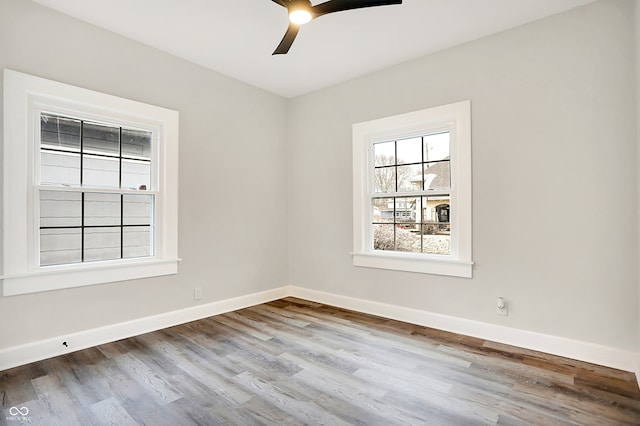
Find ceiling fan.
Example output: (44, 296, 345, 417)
(271, 0, 403, 55)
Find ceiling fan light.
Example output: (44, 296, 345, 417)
(289, 9, 312, 25)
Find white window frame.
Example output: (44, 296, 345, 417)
(2, 69, 179, 296)
(352, 101, 472, 278)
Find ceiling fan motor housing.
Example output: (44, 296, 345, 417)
(288, 0, 314, 24)
(289, 0, 313, 11)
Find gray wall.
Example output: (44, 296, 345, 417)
(0, 0, 288, 349)
(287, 0, 638, 350)
(1, 0, 638, 356)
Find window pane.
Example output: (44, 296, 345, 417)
(41, 114, 80, 151)
(85, 193, 121, 226)
(374, 141, 395, 166)
(372, 198, 394, 223)
(423, 161, 451, 190)
(84, 227, 121, 262)
(41, 151, 81, 186)
(395, 196, 421, 224)
(424, 132, 450, 162)
(40, 228, 81, 266)
(396, 137, 422, 165)
(121, 159, 151, 190)
(83, 121, 119, 155)
(421, 196, 450, 255)
(395, 224, 420, 253)
(40, 191, 81, 227)
(421, 196, 450, 223)
(422, 234, 450, 255)
(397, 164, 422, 192)
(374, 166, 396, 193)
(122, 129, 151, 160)
(123, 226, 151, 258)
(373, 224, 395, 251)
(83, 154, 119, 188)
(123, 194, 152, 225)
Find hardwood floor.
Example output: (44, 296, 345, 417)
(1, 297, 639, 425)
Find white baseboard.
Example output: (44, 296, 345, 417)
(289, 286, 640, 379)
(0, 286, 289, 372)
(1, 284, 638, 390)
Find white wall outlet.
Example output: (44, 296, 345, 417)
(497, 297, 508, 316)
(194, 287, 202, 301)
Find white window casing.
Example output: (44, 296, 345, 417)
(352, 101, 473, 278)
(2, 69, 180, 296)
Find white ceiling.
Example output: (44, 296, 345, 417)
(32, 0, 596, 98)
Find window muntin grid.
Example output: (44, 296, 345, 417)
(373, 132, 450, 193)
(38, 113, 153, 266)
(371, 132, 451, 255)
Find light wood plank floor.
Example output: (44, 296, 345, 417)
(1, 297, 639, 425)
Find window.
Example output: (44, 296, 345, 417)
(39, 114, 154, 266)
(371, 132, 451, 255)
(352, 101, 472, 277)
(2, 70, 179, 296)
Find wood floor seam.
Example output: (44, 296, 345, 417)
(1, 297, 639, 425)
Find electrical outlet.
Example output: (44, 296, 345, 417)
(194, 287, 202, 301)
(497, 297, 508, 316)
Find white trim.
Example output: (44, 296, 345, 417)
(352, 252, 473, 278)
(1, 284, 638, 389)
(0, 286, 289, 372)
(2, 69, 179, 296)
(288, 286, 640, 375)
(352, 101, 472, 277)
(1, 258, 181, 296)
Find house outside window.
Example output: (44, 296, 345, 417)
(352, 101, 472, 277)
(2, 70, 179, 296)
(39, 113, 154, 266)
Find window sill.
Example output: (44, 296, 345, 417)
(1, 258, 180, 296)
(352, 251, 472, 278)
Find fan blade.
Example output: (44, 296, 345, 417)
(271, 0, 288, 7)
(273, 24, 300, 55)
(313, 0, 402, 17)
